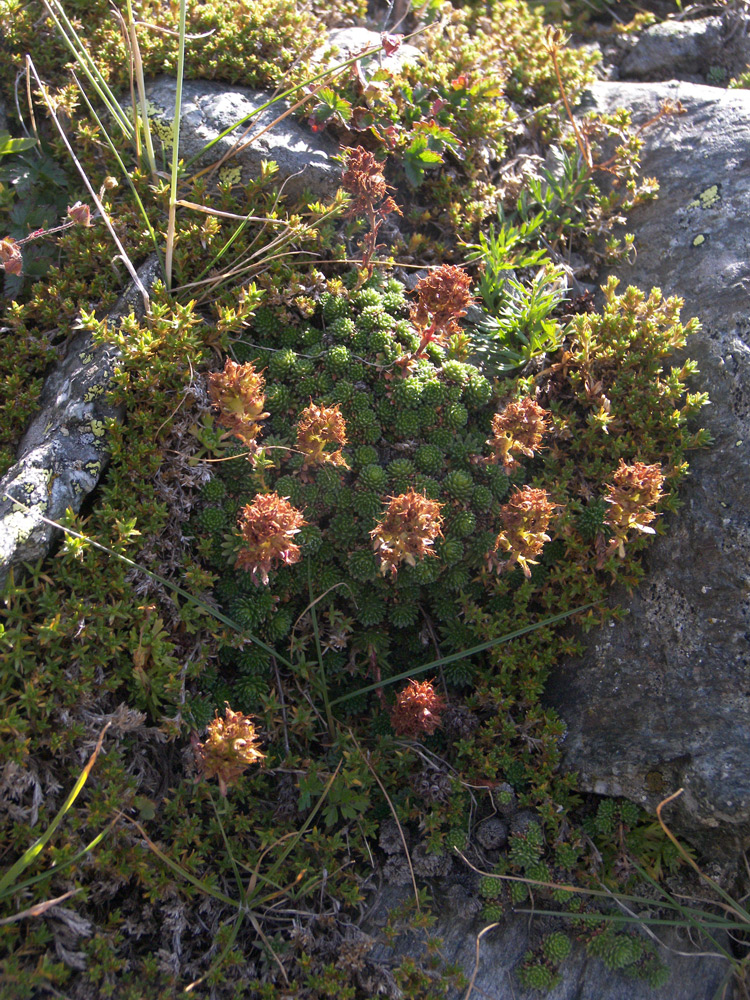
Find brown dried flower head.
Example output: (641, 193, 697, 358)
(489, 486, 557, 578)
(341, 146, 390, 214)
(296, 402, 349, 473)
(67, 201, 92, 227)
(195, 704, 264, 795)
(207, 359, 269, 450)
(341, 145, 401, 281)
(371, 489, 444, 577)
(235, 492, 306, 585)
(604, 459, 665, 558)
(486, 397, 550, 471)
(410, 264, 474, 353)
(0, 237, 22, 277)
(391, 679, 446, 738)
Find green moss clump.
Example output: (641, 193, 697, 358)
(1, 0, 325, 103)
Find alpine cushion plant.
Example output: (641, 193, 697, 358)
(191, 264, 708, 777)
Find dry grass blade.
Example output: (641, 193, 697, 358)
(123, 0, 157, 177)
(26, 57, 150, 311)
(349, 731, 420, 913)
(658, 790, 750, 924)
(0, 889, 80, 926)
(463, 921, 501, 1000)
(190, 90, 319, 185)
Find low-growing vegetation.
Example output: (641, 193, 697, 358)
(0, 0, 725, 997)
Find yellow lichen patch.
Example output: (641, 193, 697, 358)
(687, 184, 721, 210)
(144, 104, 174, 148)
(83, 384, 106, 402)
(692, 234, 706, 247)
(149, 116, 175, 149)
(89, 419, 107, 438)
(218, 165, 243, 186)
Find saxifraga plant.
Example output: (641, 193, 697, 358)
(191, 264, 707, 764)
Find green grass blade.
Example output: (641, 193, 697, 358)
(43, 0, 133, 139)
(184, 44, 385, 170)
(3, 495, 294, 670)
(628, 861, 738, 961)
(329, 603, 596, 706)
(263, 761, 342, 885)
(5, 820, 115, 897)
(308, 566, 335, 739)
(189, 213, 255, 284)
(124, 815, 239, 907)
(209, 791, 245, 900)
(72, 76, 163, 267)
(0, 723, 109, 897)
(512, 907, 748, 937)
(165, 0, 188, 290)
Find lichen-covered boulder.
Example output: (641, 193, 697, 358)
(141, 77, 341, 198)
(546, 80, 750, 859)
(363, 883, 728, 1000)
(0, 255, 161, 591)
(316, 26, 423, 78)
(619, 13, 750, 83)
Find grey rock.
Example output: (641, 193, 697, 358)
(442, 882, 482, 920)
(0, 255, 161, 592)
(545, 81, 750, 859)
(363, 884, 729, 999)
(316, 27, 422, 78)
(142, 77, 341, 200)
(510, 809, 540, 838)
(620, 14, 750, 82)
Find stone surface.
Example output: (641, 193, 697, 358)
(317, 27, 422, 77)
(363, 884, 729, 1000)
(620, 14, 750, 82)
(0, 255, 161, 591)
(545, 81, 750, 859)
(142, 77, 341, 199)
